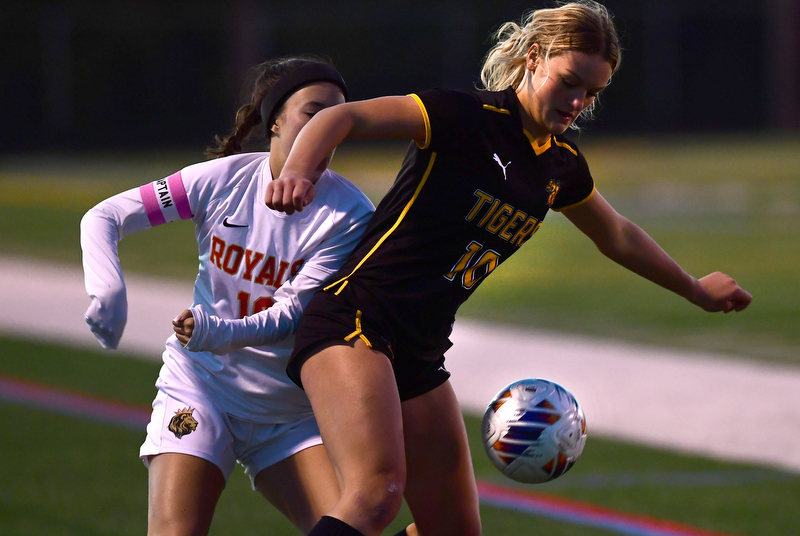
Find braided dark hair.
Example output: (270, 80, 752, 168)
(205, 55, 335, 159)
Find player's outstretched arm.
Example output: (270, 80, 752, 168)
(562, 191, 752, 313)
(266, 95, 426, 214)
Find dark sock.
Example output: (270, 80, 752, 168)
(307, 516, 365, 536)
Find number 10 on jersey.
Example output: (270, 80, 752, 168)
(444, 240, 501, 289)
(237, 291, 274, 318)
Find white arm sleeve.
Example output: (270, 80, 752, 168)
(79, 188, 153, 349)
(184, 270, 323, 354)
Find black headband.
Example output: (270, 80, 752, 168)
(260, 62, 348, 131)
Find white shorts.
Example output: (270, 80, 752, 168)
(139, 376, 322, 489)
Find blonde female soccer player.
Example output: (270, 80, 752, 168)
(265, 3, 753, 536)
(80, 57, 375, 535)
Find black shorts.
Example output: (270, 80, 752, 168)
(288, 289, 451, 402)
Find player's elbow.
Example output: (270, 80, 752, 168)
(593, 217, 638, 261)
(80, 203, 118, 234)
(79, 206, 98, 233)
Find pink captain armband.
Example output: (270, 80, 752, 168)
(139, 172, 194, 227)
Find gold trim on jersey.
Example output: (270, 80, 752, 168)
(324, 152, 438, 293)
(408, 94, 432, 149)
(521, 130, 579, 157)
(553, 137, 578, 156)
(523, 130, 552, 155)
(343, 310, 373, 348)
(482, 104, 511, 115)
(553, 185, 597, 212)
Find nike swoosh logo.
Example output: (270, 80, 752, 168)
(222, 217, 248, 228)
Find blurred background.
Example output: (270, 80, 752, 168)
(2, 2, 800, 535)
(2, 0, 799, 153)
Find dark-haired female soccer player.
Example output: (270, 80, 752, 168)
(81, 57, 377, 535)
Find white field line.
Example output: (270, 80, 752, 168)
(2, 255, 799, 473)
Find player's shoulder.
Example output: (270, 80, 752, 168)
(547, 134, 592, 181)
(476, 87, 519, 116)
(317, 169, 375, 213)
(414, 87, 486, 113)
(475, 88, 526, 133)
(414, 88, 516, 137)
(551, 134, 583, 160)
(182, 152, 266, 179)
(178, 152, 268, 198)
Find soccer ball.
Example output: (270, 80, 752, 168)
(482, 378, 587, 484)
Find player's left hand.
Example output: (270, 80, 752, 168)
(172, 309, 195, 346)
(693, 272, 752, 313)
(84, 295, 126, 350)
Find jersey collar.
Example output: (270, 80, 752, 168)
(523, 130, 553, 155)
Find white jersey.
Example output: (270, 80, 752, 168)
(81, 152, 374, 422)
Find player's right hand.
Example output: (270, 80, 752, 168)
(172, 309, 195, 347)
(693, 272, 753, 313)
(265, 176, 316, 214)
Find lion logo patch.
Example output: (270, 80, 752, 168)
(168, 407, 198, 439)
(545, 180, 560, 207)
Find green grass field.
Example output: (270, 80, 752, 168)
(2, 337, 799, 535)
(1, 136, 799, 534)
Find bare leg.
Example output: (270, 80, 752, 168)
(255, 444, 340, 533)
(147, 453, 226, 536)
(300, 340, 407, 536)
(401, 380, 481, 536)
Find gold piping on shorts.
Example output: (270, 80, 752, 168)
(332, 280, 348, 295)
(343, 310, 372, 348)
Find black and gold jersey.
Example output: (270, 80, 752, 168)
(323, 87, 595, 359)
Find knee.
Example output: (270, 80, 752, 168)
(346, 472, 406, 532)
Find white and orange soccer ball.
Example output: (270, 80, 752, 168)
(482, 378, 587, 484)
